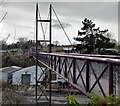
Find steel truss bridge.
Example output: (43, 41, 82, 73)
(26, 3, 120, 106)
(30, 52, 120, 105)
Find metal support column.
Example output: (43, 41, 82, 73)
(49, 4, 52, 106)
(54, 56, 56, 71)
(73, 58, 76, 84)
(86, 60, 90, 92)
(109, 63, 113, 95)
(35, 3, 38, 104)
(58, 57, 61, 75)
(35, 3, 52, 105)
(65, 57, 67, 78)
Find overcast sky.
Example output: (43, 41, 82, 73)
(0, 1, 119, 45)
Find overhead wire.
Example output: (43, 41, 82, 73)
(0, 0, 7, 23)
(33, 7, 36, 42)
(38, 5, 45, 40)
(0, 12, 7, 23)
(36, 4, 77, 53)
(0, 0, 4, 6)
(38, 5, 50, 41)
(51, 6, 77, 53)
(38, 5, 50, 52)
(12, 27, 16, 45)
(44, 11, 50, 38)
(2, 34, 10, 42)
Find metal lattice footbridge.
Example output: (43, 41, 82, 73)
(31, 52, 120, 97)
(30, 3, 120, 106)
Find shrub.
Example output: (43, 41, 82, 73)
(106, 94, 120, 105)
(66, 95, 80, 106)
(88, 92, 101, 105)
(88, 93, 120, 105)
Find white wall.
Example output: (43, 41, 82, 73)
(1, 72, 8, 82)
(12, 65, 45, 85)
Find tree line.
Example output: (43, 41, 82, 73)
(74, 18, 118, 55)
(1, 18, 119, 55)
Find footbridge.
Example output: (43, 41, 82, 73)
(31, 52, 120, 97)
(30, 3, 120, 105)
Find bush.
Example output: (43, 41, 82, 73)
(100, 49, 119, 55)
(88, 92, 101, 105)
(106, 94, 120, 105)
(88, 93, 120, 105)
(66, 95, 80, 106)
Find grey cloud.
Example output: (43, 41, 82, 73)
(2, 2, 35, 28)
(52, 19, 71, 29)
(4, 0, 119, 2)
(3, 2, 118, 25)
(1, 2, 118, 44)
(51, 2, 118, 24)
(3, 2, 35, 14)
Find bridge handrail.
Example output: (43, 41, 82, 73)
(69, 53, 120, 59)
(31, 55, 87, 95)
(32, 52, 120, 64)
(31, 52, 120, 96)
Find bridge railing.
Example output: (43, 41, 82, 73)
(31, 52, 120, 97)
(69, 53, 120, 59)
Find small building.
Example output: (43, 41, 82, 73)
(20, 48, 29, 55)
(9, 48, 19, 55)
(12, 65, 45, 85)
(0, 50, 9, 56)
(0, 66, 21, 83)
(63, 47, 75, 53)
(9, 48, 29, 56)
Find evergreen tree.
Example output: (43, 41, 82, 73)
(74, 18, 116, 54)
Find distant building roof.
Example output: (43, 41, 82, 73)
(0, 50, 9, 55)
(31, 48, 36, 52)
(10, 48, 19, 52)
(63, 47, 73, 51)
(21, 48, 29, 52)
(14, 65, 44, 73)
(0, 66, 22, 73)
(0, 50, 7, 53)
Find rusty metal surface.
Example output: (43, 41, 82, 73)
(32, 52, 120, 64)
(31, 52, 120, 97)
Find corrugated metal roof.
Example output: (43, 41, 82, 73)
(0, 66, 21, 73)
(13, 65, 44, 73)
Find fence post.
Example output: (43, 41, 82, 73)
(54, 56, 56, 71)
(51, 55, 53, 69)
(109, 63, 113, 95)
(65, 57, 67, 78)
(58, 57, 61, 75)
(73, 58, 76, 84)
(86, 60, 90, 92)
